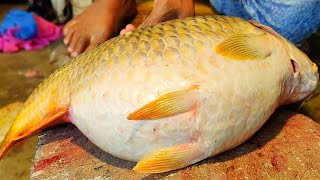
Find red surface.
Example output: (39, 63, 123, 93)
(30, 110, 320, 179)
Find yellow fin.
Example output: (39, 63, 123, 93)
(216, 33, 272, 60)
(13, 107, 68, 141)
(0, 106, 67, 160)
(127, 86, 199, 120)
(133, 143, 206, 173)
(0, 140, 14, 160)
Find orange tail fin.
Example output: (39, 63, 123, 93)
(0, 139, 14, 160)
(0, 107, 68, 160)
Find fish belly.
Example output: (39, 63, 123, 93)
(69, 58, 281, 162)
(69, 67, 204, 161)
(66, 16, 284, 162)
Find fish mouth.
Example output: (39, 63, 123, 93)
(311, 63, 319, 81)
(300, 89, 318, 101)
(305, 93, 315, 101)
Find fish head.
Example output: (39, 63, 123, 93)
(284, 41, 319, 103)
(249, 20, 319, 104)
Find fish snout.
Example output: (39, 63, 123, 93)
(312, 63, 319, 80)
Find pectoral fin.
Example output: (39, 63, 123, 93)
(216, 33, 272, 60)
(127, 86, 199, 120)
(133, 143, 207, 173)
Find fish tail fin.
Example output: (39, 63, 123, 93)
(0, 136, 14, 160)
(0, 105, 68, 160)
(0, 66, 72, 160)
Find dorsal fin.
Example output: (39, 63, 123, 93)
(216, 33, 272, 60)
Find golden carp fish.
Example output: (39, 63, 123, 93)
(0, 16, 318, 173)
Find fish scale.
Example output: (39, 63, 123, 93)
(0, 16, 318, 174)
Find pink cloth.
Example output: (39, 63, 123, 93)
(0, 15, 63, 53)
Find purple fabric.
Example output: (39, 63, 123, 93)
(0, 15, 63, 53)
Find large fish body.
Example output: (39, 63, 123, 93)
(0, 16, 318, 173)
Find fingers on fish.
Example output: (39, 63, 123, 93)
(133, 143, 207, 173)
(215, 33, 272, 61)
(127, 85, 200, 120)
(0, 106, 68, 160)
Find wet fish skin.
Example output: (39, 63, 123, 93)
(0, 16, 318, 173)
